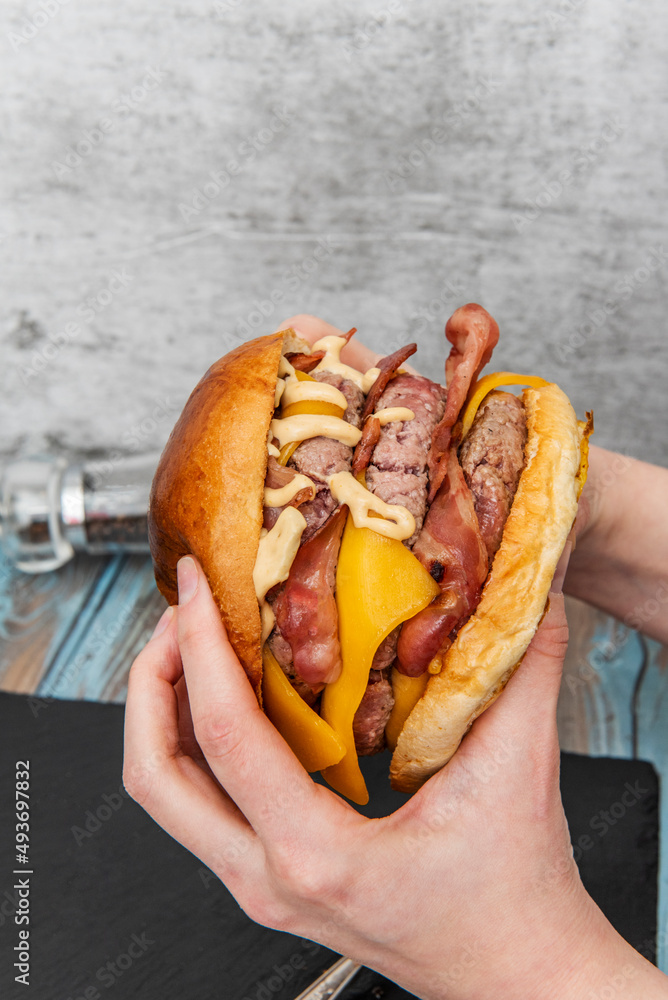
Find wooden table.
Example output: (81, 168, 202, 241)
(0, 549, 665, 969)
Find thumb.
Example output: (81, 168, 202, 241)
(175, 555, 260, 715)
(473, 528, 573, 750)
(470, 593, 570, 752)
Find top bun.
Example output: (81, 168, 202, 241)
(148, 332, 283, 698)
(390, 383, 582, 792)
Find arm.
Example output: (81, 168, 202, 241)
(567, 445, 668, 643)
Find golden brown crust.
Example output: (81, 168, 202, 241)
(390, 383, 582, 793)
(148, 332, 284, 698)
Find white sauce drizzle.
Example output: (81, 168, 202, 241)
(253, 506, 306, 604)
(311, 336, 382, 395)
(260, 601, 275, 643)
(264, 475, 315, 507)
(278, 355, 296, 378)
(267, 427, 280, 458)
(373, 407, 415, 426)
(274, 378, 287, 408)
(362, 367, 381, 393)
(271, 414, 362, 449)
(327, 471, 415, 541)
(281, 379, 348, 411)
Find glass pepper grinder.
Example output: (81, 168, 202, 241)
(0, 453, 159, 572)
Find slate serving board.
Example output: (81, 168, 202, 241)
(0, 693, 659, 1000)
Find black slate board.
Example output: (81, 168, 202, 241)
(0, 692, 659, 1000)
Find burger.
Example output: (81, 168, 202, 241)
(148, 304, 592, 805)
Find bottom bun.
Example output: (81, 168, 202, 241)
(390, 383, 582, 793)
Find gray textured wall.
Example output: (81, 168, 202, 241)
(2, 0, 667, 466)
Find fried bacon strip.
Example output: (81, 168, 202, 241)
(352, 416, 381, 475)
(361, 343, 418, 421)
(285, 351, 325, 373)
(271, 506, 347, 687)
(396, 448, 488, 676)
(428, 304, 499, 500)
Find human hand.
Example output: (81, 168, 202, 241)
(124, 552, 663, 999)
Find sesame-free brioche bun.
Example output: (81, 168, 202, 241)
(148, 332, 285, 698)
(389, 383, 582, 792)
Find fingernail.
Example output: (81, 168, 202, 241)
(150, 605, 174, 640)
(177, 556, 199, 605)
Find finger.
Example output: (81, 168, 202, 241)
(123, 606, 261, 877)
(274, 313, 419, 376)
(470, 594, 569, 751)
(275, 313, 381, 371)
(175, 674, 217, 777)
(471, 521, 574, 750)
(175, 555, 320, 838)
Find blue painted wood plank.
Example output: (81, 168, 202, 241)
(0, 551, 113, 694)
(37, 555, 165, 703)
(558, 600, 643, 759)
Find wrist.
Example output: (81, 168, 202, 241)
(482, 890, 665, 1000)
(564, 445, 626, 598)
(482, 882, 607, 1000)
(380, 879, 620, 1000)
